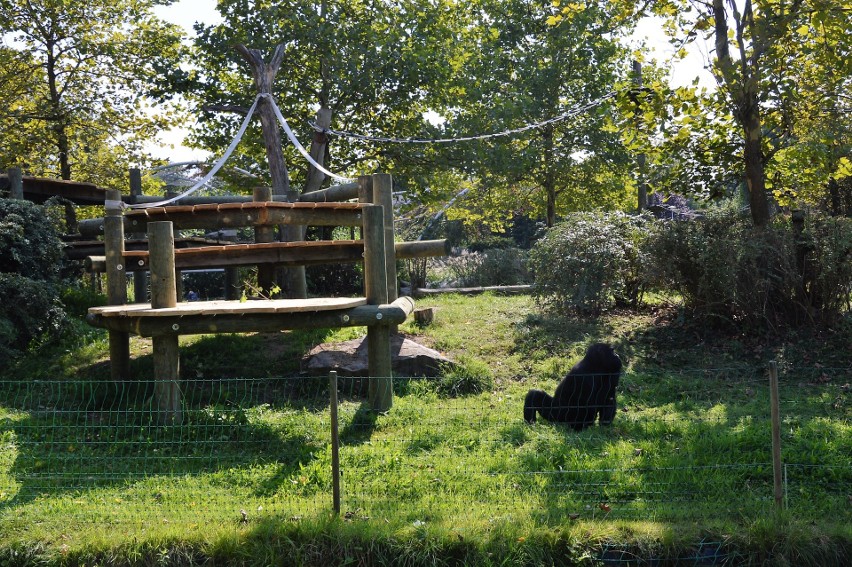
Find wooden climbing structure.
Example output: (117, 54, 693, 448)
(86, 173, 440, 424)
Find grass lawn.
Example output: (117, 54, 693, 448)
(1, 294, 850, 565)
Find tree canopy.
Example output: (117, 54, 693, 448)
(0, 0, 184, 186)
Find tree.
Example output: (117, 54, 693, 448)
(177, 0, 463, 192)
(425, 0, 635, 228)
(0, 0, 184, 184)
(632, 0, 852, 225)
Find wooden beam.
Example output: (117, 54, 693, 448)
(78, 202, 365, 237)
(84, 239, 448, 273)
(104, 190, 130, 381)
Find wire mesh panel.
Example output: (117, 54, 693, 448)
(0, 366, 849, 536)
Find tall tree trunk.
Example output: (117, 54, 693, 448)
(742, 99, 770, 226)
(46, 41, 77, 230)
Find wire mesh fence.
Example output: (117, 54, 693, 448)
(0, 367, 849, 534)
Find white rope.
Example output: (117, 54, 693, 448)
(260, 93, 355, 183)
(129, 95, 264, 209)
(311, 92, 618, 144)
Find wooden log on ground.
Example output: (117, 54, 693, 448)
(413, 284, 533, 297)
(148, 221, 182, 425)
(104, 190, 130, 380)
(414, 307, 434, 326)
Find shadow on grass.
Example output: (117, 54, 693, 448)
(0, 375, 334, 510)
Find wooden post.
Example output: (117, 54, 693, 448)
(104, 190, 130, 381)
(224, 268, 240, 300)
(148, 221, 182, 425)
(769, 361, 783, 510)
(253, 186, 276, 296)
(372, 174, 397, 304)
(8, 167, 24, 199)
(363, 205, 392, 411)
(632, 60, 648, 213)
(129, 168, 148, 303)
(358, 175, 373, 242)
(329, 370, 341, 514)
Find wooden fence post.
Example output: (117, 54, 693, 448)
(104, 190, 130, 380)
(372, 174, 397, 305)
(329, 370, 341, 514)
(769, 361, 784, 510)
(363, 204, 392, 412)
(253, 186, 276, 296)
(129, 168, 148, 303)
(8, 167, 24, 200)
(148, 221, 182, 425)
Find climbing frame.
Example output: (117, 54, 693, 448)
(87, 174, 416, 423)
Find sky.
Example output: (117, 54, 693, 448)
(149, 0, 715, 164)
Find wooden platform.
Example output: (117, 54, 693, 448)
(89, 297, 367, 317)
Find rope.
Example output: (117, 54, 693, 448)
(128, 95, 264, 209)
(311, 91, 618, 144)
(261, 93, 355, 183)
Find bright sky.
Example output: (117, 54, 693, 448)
(149, 1, 714, 164)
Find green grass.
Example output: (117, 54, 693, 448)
(0, 294, 850, 565)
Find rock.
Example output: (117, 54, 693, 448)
(303, 335, 455, 377)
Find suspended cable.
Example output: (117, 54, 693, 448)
(311, 91, 618, 144)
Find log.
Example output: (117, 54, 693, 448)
(148, 221, 182, 425)
(84, 238, 448, 273)
(413, 307, 434, 326)
(78, 202, 365, 237)
(413, 284, 533, 297)
(129, 168, 148, 304)
(363, 204, 392, 412)
(86, 296, 416, 336)
(254, 186, 276, 295)
(104, 190, 130, 381)
(8, 167, 23, 199)
(299, 182, 359, 203)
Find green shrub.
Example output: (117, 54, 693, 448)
(530, 212, 653, 314)
(646, 205, 852, 328)
(0, 199, 64, 281)
(442, 247, 530, 287)
(0, 273, 66, 366)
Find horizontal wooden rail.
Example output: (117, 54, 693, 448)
(78, 201, 366, 237)
(84, 239, 449, 272)
(87, 296, 416, 337)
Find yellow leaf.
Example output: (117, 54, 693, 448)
(796, 24, 810, 36)
(546, 14, 563, 26)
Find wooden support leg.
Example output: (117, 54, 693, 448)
(104, 190, 130, 380)
(362, 204, 393, 412)
(148, 221, 183, 425)
(153, 334, 182, 425)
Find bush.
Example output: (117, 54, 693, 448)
(0, 273, 66, 366)
(530, 212, 653, 314)
(0, 199, 64, 281)
(646, 205, 852, 328)
(441, 247, 530, 287)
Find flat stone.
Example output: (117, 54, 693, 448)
(303, 335, 455, 377)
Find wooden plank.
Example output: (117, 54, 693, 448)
(89, 297, 368, 317)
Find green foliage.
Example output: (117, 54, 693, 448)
(0, 199, 64, 281)
(0, 273, 65, 366)
(441, 247, 530, 287)
(0, 0, 183, 182)
(530, 212, 653, 314)
(647, 206, 852, 328)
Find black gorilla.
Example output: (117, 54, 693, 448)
(523, 343, 622, 430)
